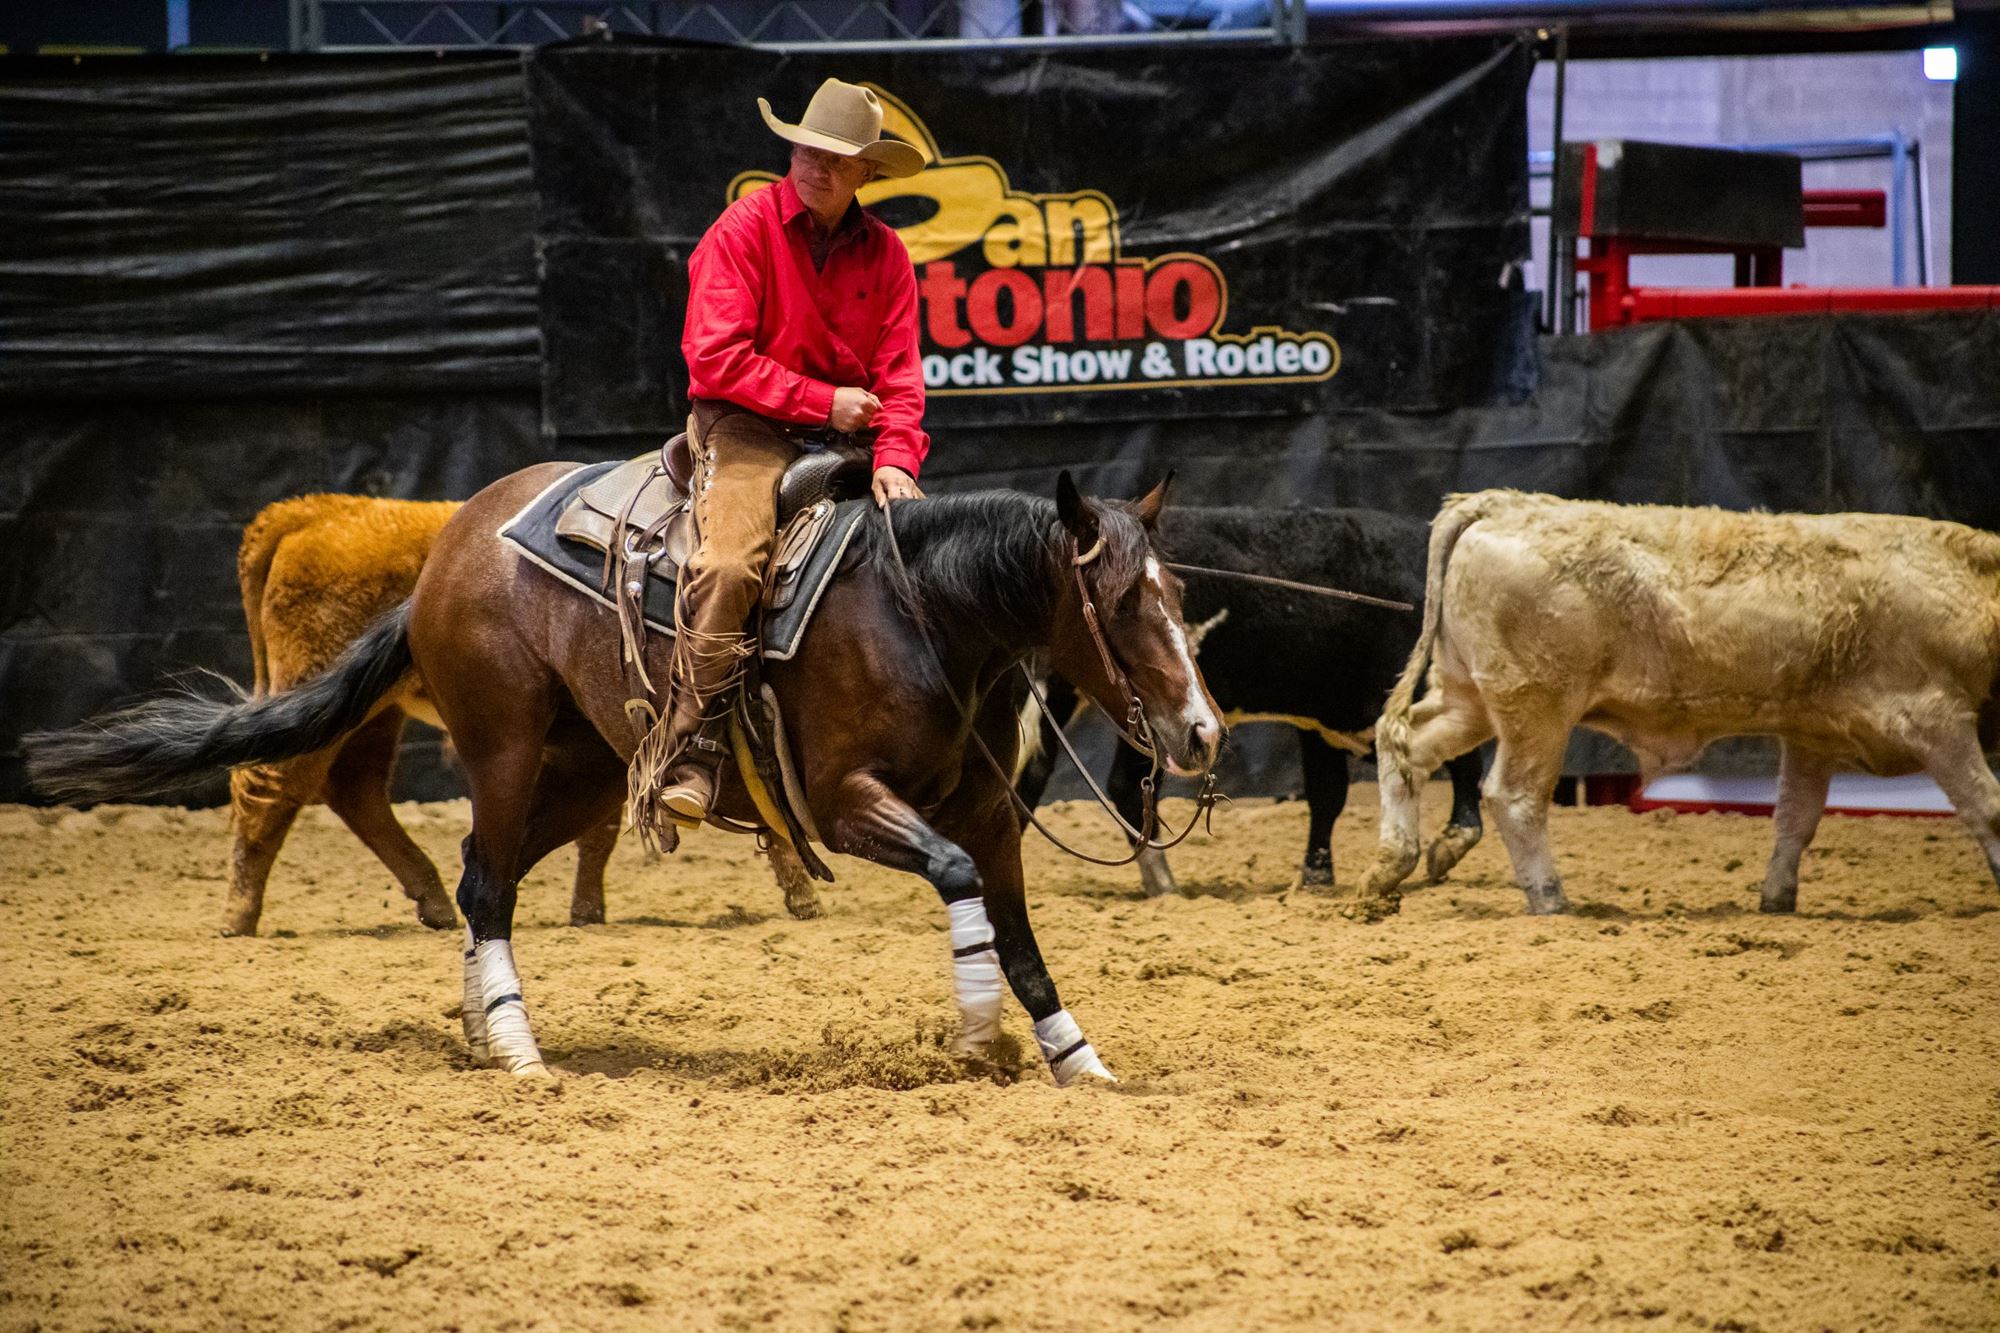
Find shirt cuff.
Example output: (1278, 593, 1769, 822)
(871, 437, 926, 481)
(796, 377, 837, 425)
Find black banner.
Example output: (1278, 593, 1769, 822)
(0, 55, 539, 400)
(526, 39, 1534, 442)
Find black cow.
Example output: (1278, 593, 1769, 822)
(1017, 506, 1485, 897)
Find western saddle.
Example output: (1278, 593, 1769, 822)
(550, 427, 871, 877)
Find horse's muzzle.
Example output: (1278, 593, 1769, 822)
(1162, 714, 1223, 778)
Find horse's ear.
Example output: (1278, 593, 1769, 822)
(1131, 470, 1174, 530)
(1055, 470, 1088, 531)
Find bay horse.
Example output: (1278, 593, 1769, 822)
(29, 467, 1221, 1085)
(224, 493, 815, 937)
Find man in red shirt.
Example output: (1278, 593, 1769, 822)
(645, 78, 932, 827)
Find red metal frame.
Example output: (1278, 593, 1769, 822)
(1574, 171, 2000, 329)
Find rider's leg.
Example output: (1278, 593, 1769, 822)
(641, 404, 796, 828)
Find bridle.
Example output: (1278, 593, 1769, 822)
(882, 506, 1221, 868)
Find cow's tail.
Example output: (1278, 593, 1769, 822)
(26, 602, 414, 805)
(1375, 492, 1503, 784)
(236, 499, 323, 693)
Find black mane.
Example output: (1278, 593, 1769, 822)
(859, 489, 1152, 645)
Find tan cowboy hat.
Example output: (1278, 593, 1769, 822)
(757, 79, 929, 179)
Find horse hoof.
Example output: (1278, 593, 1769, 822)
(415, 896, 457, 930)
(568, 908, 606, 927)
(217, 920, 258, 938)
(1758, 893, 1797, 915)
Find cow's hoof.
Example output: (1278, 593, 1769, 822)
(1292, 850, 1334, 892)
(1523, 885, 1571, 915)
(1337, 891, 1402, 924)
(1424, 825, 1481, 885)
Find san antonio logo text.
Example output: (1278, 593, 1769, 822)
(729, 89, 1339, 396)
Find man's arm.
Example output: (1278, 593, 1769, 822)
(683, 230, 838, 425)
(864, 248, 930, 482)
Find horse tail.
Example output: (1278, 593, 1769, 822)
(1375, 491, 1503, 783)
(26, 602, 414, 805)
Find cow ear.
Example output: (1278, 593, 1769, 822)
(1131, 470, 1174, 530)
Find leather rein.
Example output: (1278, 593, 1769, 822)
(1164, 564, 1415, 612)
(881, 506, 1220, 868)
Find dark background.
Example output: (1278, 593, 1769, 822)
(3, 44, 1996, 804)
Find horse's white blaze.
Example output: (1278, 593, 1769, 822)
(1145, 557, 1221, 744)
(1034, 1008, 1114, 1086)
(474, 938, 546, 1076)
(947, 898, 1004, 1051)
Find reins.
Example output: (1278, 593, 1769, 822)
(1164, 563, 1416, 612)
(880, 504, 1220, 868)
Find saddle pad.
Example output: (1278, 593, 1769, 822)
(497, 462, 871, 662)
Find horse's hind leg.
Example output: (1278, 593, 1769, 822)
(223, 749, 334, 936)
(323, 709, 456, 930)
(766, 839, 823, 920)
(569, 807, 617, 927)
(1425, 747, 1487, 885)
(1293, 732, 1348, 891)
(448, 696, 557, 1075)
(460, 731, 626, 1072)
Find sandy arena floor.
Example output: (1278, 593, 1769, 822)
(2, 786, 1997, 1330)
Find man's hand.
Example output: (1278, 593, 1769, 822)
(829, 386, 881, 435)
(872, 465, 923, 508)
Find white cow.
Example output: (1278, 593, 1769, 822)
(1359, 490, 2000, 917)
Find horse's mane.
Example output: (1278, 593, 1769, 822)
(860, 489, 1152, 643)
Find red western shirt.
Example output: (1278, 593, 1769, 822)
(682, 174, 929, 479)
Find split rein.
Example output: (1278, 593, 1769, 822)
(880, 508, 1224, 868)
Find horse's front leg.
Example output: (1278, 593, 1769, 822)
(934, 771, 1115, 1087)
(826, 773, 1109, 1086)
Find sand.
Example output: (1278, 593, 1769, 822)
(2, 786, 1996, 1331)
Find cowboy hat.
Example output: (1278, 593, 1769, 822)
(757, 79, 929, 179)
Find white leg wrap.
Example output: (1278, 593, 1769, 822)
(475, 938, 547, 1076)
(460, 926, 491, 1064)
(948, 898, 1004, 1051)
(1034, 1008, 1114, 1087)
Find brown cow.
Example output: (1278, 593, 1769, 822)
(1358, 490, 2000, 918)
